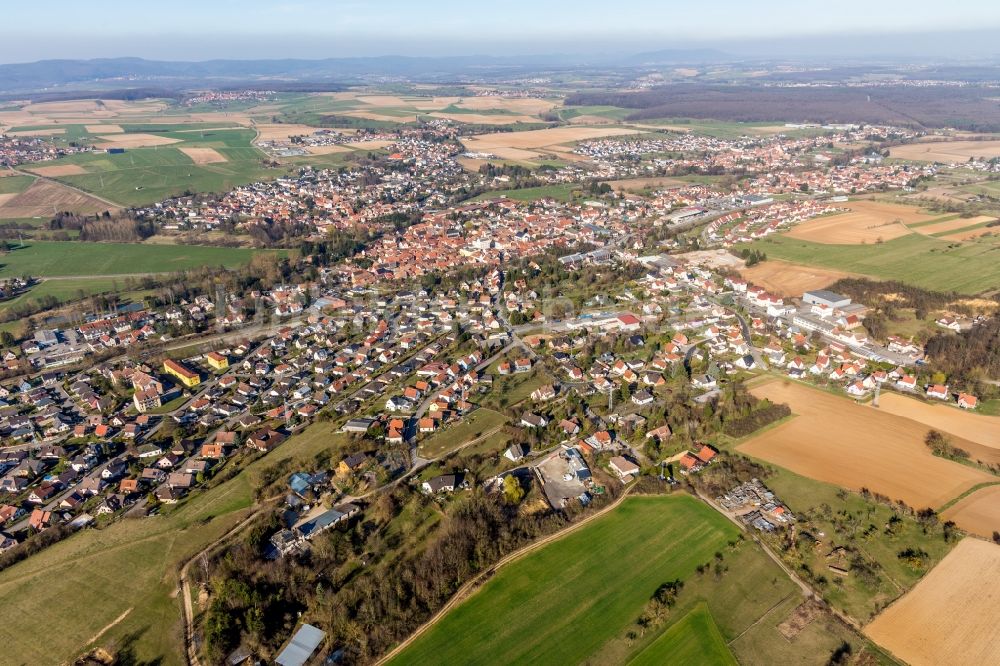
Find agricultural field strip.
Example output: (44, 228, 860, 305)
(738, 379, 996, 509)
(864, 538, 1000, 666)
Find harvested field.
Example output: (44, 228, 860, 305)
(677, 249, 744, 270)
(428, 112, 538, 124)
(186, 112, 253, 125)
(177, 147, 227, 164)
(94, 133, 181, 149)
(891, 139, 1000, 162)
(739, 259, 853, 297)
(908, 185, 974, 203)
(21, 100, 104, 114)
(465, 125, 638, 150)
(5, 128, 64, 137)
(941, 485, 1000, 538)
(455, 96, 557, 115)
(865, 538, 1000, 666)
(100, 100, 169, 114)
(304, 145, 352, 155)
(344, 139, 394, 150)
(410, 97, 462, 111)
(877, 392, 1000, 451)
(254, 123, 326, 142)
(457, 157, 487, 172)
(0, 179, 111, 218)
(86, 124, 123, 133)
(916, 215, 996, 235)
(340, 110, 417, 123)
(355, 94, 412, 107)
(941, 226, 999, 241)
(738, 379, 994, 508)
(477, 146, 543, 161)
(568, 114, 616, 124)
(783, 200, 933, 244)
(25, 164, 88, 177)
(0, 193, 16, 207)
(462, 126, 639, 162)
(605, 176, 687, 191)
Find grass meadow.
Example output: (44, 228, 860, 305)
(390, 493, 885, 665)
(627, 603, 736, 666)
(745, 233, 1000, 294)
(0, 241, 276, 278)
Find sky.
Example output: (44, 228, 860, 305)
(2, 0, 1000, 62)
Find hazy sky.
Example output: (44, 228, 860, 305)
(2, 0, 1000, 62)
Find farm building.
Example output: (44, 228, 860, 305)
(802, 289, 851, 309)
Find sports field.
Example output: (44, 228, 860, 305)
(627, 603, 736, 666)
(388, 495, 739, 665)
(0, 241, 274, 278)
(738, 380, 995, 508)
(865, 538, 1000, 666)
(745, 233, 1000, 294)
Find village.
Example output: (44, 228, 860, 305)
(0, 200, 988, 559)
(0, 90, 998, 666)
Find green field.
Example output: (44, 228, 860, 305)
(418, 408, 508, 458)
(558, 105, 634, 121)
(0, 174, 35, 194)
(0, 241, 277, 278)
(745, 233, 1000, 294)
(0, 422, 351, 665)
(0, 276, 141, 318)
(627, 603, 736, 666)
(389, 495, 740, 665)
(758, 466, 957, 623)
(390, 492, 889, 666)
(38, 128, 284, 206)
(626, 117, 819, 139)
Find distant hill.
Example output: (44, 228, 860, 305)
(0, 51, 735, 95)
(627, 48, 732, 64)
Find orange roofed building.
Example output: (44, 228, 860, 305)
(163, 359, 200, 388)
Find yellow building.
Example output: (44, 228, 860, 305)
(163, 359, 200, 388)
(206, 351, 229, 371)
